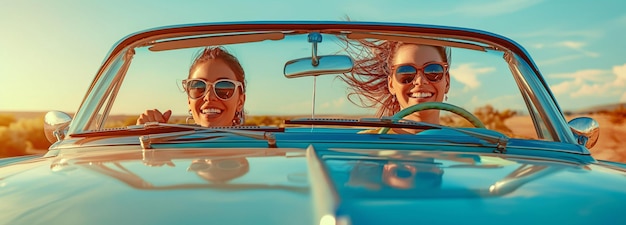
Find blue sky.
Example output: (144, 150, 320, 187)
(1, 0, 625, 114)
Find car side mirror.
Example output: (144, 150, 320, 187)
(568, 117, 599, 149)
(44, 111, 72, 143)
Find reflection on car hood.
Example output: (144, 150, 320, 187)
(1, 147, 625, 225)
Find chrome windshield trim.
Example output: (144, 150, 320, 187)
(68, 52, 127, 135)
(508, 53, 579, 147)
(70, 21, 565, 149)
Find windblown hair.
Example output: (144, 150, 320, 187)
(189, 46, 246, 93)
(339, 39, 450, 117)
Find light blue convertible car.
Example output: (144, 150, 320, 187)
(1, 21, 624, 225)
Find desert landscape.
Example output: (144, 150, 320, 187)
(506, 114, 626, 163)
(1, 109, 625, 163)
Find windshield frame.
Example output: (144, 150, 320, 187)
(65, 21, 579, 149)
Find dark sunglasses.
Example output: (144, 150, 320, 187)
(182, 78, 243, 100)
(393, 62, 448, 84)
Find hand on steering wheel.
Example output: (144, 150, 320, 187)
(379, 102, 485, 134)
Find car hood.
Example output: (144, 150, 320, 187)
(1, 146, 625, 225)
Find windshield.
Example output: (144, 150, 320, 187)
(83, 30, 550, 143)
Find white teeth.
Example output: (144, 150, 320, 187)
(201, 108, 222, 114)
(410, 92, 433, 98)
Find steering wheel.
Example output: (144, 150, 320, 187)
(379, 102, 485, 134)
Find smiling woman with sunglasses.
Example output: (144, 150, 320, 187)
(136, 46, 246, 127)
(340, 40, 450, 134)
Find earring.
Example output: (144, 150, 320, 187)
(185, 109, 194, 124)
(445, 94, 448, 101)
(391, 94, 397, 103)
(232, 111, 244, 126)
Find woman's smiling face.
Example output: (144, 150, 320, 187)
(388, 44, 449, 108)
(188, 59, 245, 127)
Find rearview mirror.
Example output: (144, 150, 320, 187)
(284, 55, 353, 78)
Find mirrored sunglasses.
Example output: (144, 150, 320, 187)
(393, 62, 448, 84)
(182, 78, 243, 100)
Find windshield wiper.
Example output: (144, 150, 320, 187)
(286, 117, 509, 153)
(70, 123, 282, 149)
(70, 122, 195, 137)
(71, 122, 283, 137)
(285, 117, 437, 130)
(135, 123, 280, 149)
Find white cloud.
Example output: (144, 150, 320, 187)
(532, 41, 600, 66)
(465, 94, 522, 111)
(549, 69, 607, 82)
(549, 63, 626, 99)
(558, 41, 584, 49)
(550, 80, 576, 95)
(556, 41, 599, 58)
(450, 63, 495, 91)
(572, 83, 604, 97)
(613, 63, 626, 86)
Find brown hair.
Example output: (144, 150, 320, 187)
(189, 46, 246, 93)
(340, 40, 450, 117)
